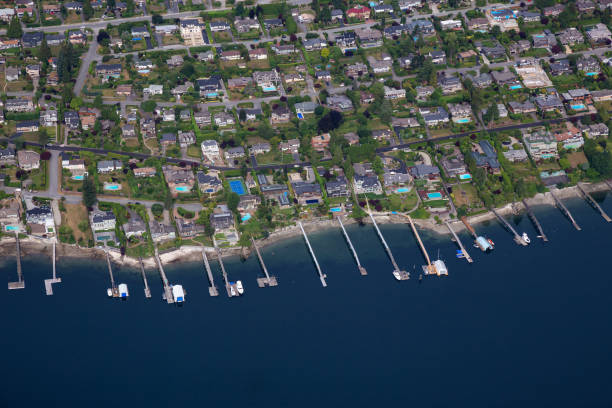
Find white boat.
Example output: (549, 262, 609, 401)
(118, 283, 129, 298)
(393, 271, 402, 281)
(236, 280, 244, 295)
(230, 286, 237, 297)
(172, 284, 185, 303)
(107, 288, 113, 297)
(522, 232, 531, 244)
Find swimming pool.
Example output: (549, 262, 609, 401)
(72, 175, 84, 180)
(262, 85, 276, 92)
(456, 118, 470, 123)
(510, 85, 522, 90)
(397, 187, 411, 193)
(330, 207, 342, 212)
(229, 180, 246, 195)
(297, 113, 304, 119)
(586, 72, 598, 76)
(571, 104, 586, 110)
(175, 186, 190, 192)
(241, 213, 252, 222)
(5, 225, 18, 231)
(427, 192, 443, 199)
(206, 92, 218, 97)
(104, 184, 121, 191)
(459, 173, 472, 180)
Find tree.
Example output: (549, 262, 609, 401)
(152, 14, 163, 24)
(93, 94, 103, 109)
(319, 7, 331, 22)
(257, 121, 274, 139)
(38, 128, 49, 145)
(83, 0, 94, 20)
(82, 176, 97, 208)
(97, 30, 111, 47)
(141, 100, 157, 112)
(235, 3, 245, 17)
(238, 109, 247, 122)
(226, 192, 240, 214)
(318, 110, 343, 132)
(320, 47, 330, 59)
(372, 156, 384, 175)
(39, 38, 51, 63)
(7, 16, 22, 39)
(378, 100, 392, 123)
(70, 96, 84, 110)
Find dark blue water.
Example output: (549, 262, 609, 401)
(3, 194, 612, 407)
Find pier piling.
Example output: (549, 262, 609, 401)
(201, 250, 219, 296)
(445, 221, 473, 263)
(154, 248, 174, 303)
(216, 247, 238, 297)
(252, 238, 278, 287)
(522, 199, 548, 242)
(337, 217, 367, 276)
(298, 221, 328, 287)
(577, 183, 611, 222)
(139, 257, 151, 298)
(8, 231, 24, 290)
(44, 241, 62, 295)
(550, 190, 581, 231)
(490, 208, 528, 246)
(105, 249, 119, 297)
(368, 213, 409, 280)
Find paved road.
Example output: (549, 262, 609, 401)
(74, 31, 100, 96)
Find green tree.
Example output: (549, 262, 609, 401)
(141, 100, 157, 112)
(7, 16, 22, 39)
(83, 0, 94, 20)
(93, 94, 103, 109)
(378, 99, 393, 123)
(82, 176, 97, 208)
(152, 14, 163, 24)
(38, 128, 49, 145)
(238, 109, 247, 122)
(39, 37, 51, 63)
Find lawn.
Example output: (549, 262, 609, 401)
(60, 203, 93, 246)
(450, 182, 482, 209)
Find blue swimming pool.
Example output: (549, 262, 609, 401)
(459, 173, 472, 180)
(206, 92, 218, 97)
(297, 113, 304, 119)
(456, 118, 470, 123)
(510, 85, 522, 90)
(229, 180, 246, 195)
(262, 85, 276, 92)
(175, 186, 190, 192)
(571, 104, 586, 110)
(241, 213, 252, 221)
(72, 175, 84, 180)
(104, 184, 120, 191)
(330, 207, 342, 212)
(397, 188, 410, 193)
(427, 192, 443, 199)
(5, 225, 18, 231)
(586, 72, 598, 76)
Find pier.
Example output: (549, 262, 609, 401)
(216, 247, 240, 296)
(252, 237, 278, 287)
(8, 232, 24, 290)
(105, 249, 119, 297)
(201, 250, 219, 296)
(550, 190, 581, 231)
(298, 221, 328, 287)
(337, 217, 367, 276)
(368, 213, 409, 280)
(577, 183, 611, 222)
(522, 199, 548, 242)
(154, 248, 174, 303)
(490, 208, 528, 246)
(405, 215, 434, 274)
(460, 216, 478, 239)
(445, 221, 473, 263)
(139, 257, 151, 298)
(44, 241, 62, 295)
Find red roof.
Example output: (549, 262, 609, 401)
(347, 5, 370, 15)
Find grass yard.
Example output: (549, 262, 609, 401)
(61, 203, 94, 245)
(450, 182, 482, 208)
(567, 151, 588, 168)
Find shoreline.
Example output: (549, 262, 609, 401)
(1, 182, 609, 268)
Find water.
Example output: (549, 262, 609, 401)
(174, 185, 190, 192)
(3, 195, 612, 406)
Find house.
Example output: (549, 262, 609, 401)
(326, 177, 349, 198)
(353, 174, 383, 194)
(438, 74, 463, 95)
(384, 86, 406, 100)
(335, 31, 357, 53)
(440, 19, 462, 30)
(149, 220, 176, 242)
(178, 131, 195, 148)
(441, 155, 467, 177)
(201, 140, 221, 160)
(45, 33, 65, 46)
(0, 39, 20, 50)
(428, 50, 447, 65)
(155, 24, 178, 35)
(6, 98, 34, 112)
(26, 206, 54, 234)
(134, 59, 154, 74)
(116, 84, 133, 96)
(399, 0, 421, 11)
(532, 31, 557, 49)
(516, 10, 540, 22)
(311, 133, 331, 152)
(97, 160, 122, 173)
(40, 109, 58, 127)
(347, 5, 370, 19)
(0, 147, 15, 164)
(271, 106, 291, 123)
(471, 140, 500, 171)
(249, 48, 268, 60)
(503, 147, 528, 162)
(491, 70, 521, 88)
(209, 205, 234, 231)
(197, 171, 223, 195)
(197, 50, 215, 62)
(467, 17, 490, 31)
(227, 77, 253, 89)
(0, 197, 20, 225)
(553, 121, 584, 149)
(373, 4, 393, 14)
(162, 108, 175, 122)
(292, 181, 323, 205)
(68, 30, 87, 45)
(214, 111, 235, 127)
(360, 91, 375, 105)
(356, 28, 383, 48)
(315, 69, 332, 81)
(210, 20, 231, 32)
(225, 146, 245, 160)
(0, 8, 15, 22)
(160, 133, 176, 146)
(279, 138, 300, 153)
(271, 44, 297, 55)
(303, 38, 326, 51)
(176, 217, 206, 238)
(416, 86, 435, 100)
(298, 12, 315, 23)
(327, 95, 354, 111)
(577, 0, 596, 13)
(508, 100, 537, 114)
(448, 103, 472, 123)
(220, 50, 242, 61)
(249, 143, 271, 155)
(133, 167, 156, 177)
(457, 50, 477, 63)
(592, 89, 612, 102)
(284, 73, 304, 84)
(95, 63, 122, 82)
(253, 70, 280, 88)
(22, 32, 43, 48)
(331, 9, 344, 21)
(196, 76, 223, 98)
(384, 24, 409, 38)
(5, 67, 19, 82)
(543, 4, 565, 16)
(549, 59, 572, 76)
(411, 164, 441, 179)
(26, 64, 39, 79)
(16, 120, 39, 133)
(561, 88, 592, 108)
(367, 55, 392, 73)
(586, 23, 612, 43)
(17, 150, 40, 170)
(180, 19, 206, 46)
(420, 107, 450, 126)
(144, 84, 163, 96)
(123, 212, 147, 239)
(295, 101, 317, 117)
(234, 17, 260, 33)
(64, 110, 80, 129)
(166, 54, 184, 67)
(584, 123, 609, 138)
(406, 19, 436, 36)
(558, 27, 584, 45)
(477, 41, 507, 60)
(264, 18, 283, 29)
(91, 211, 116, 231)
(464, 72, 493, 88)
(372, 129, 393, 141)
(523, 129, 559, 160)
(534, 94, 564, 112)
(194, 110, 212, 126)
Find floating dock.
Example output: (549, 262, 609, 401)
(201, 249, 219, 296)
(139, 257, 151, 298)
(490, 208, 528, 246)
(461, 216, 493, 252)
(252, 237, 278, 287)
(44, 241, 61, 295)
(550, 190, 581, 231)
(522, 199, 548, 242)
(298, 221, 328, 287)
(105, 249, 119, 297)
(368, 213, 409, 280)
(217, 247, 241, 297)
(577, 183, 611, 222)
(8, 232, 25, 290)
(337, 217, 367, 276)
(445, 221, 473, 263)
(154, 248, 174, 303)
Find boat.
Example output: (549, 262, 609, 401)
(393, 270, 402, 281)
(433, 250, 448, 276)
(171, 284, 185, 303)
(475, 236, 494, 252)
(236, 280, 244, 295)
(118, 283, 129, 298)
(230, 286, 237, 297)
(522, 232, 531, 244)
(107, 288, 113, 297)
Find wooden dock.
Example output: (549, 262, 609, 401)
(522, 199, 548, 242)
(337, 217, 367, 276)
(44, 241, 61, 295)
(216, 247, 239, 297)
(550, 190, 581, 231)
(490, 208, 528, 246)
(154, 248, 174, 303)
(445, 221, 473, 263)
(405, 215, 434, 274)
(460, 216, 478, 239)
(298, 221, 328, 287)
(368, 213, 409, 280)
(138, 257, 151, 298)
(577, 183, 611, 222)
(251, 238, 278, 287)
(201, 250, 219, 296)
(105, 249, 119, 297)
(8, 232, 25, 290)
